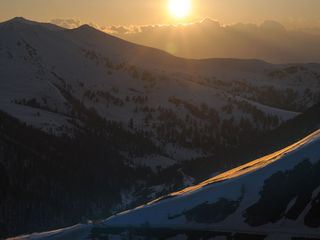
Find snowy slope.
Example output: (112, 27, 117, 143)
(10, 130, 320, 240)
(0, 17, 311, 173)
(0, 17, 317, 136)
(1, 18, 318, 157)
(103, 129, 320, 236)
(8, 224, 92, 240)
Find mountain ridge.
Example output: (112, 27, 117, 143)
(0, 17, 284, 65)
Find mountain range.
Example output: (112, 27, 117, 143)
(1, 17, 320, 239)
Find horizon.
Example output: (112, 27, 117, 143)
(4, 15, 320, 64)
(1, 0, 320, 30)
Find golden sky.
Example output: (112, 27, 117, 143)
(1, 0, 320, 27)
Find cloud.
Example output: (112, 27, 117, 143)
(260, 20, 287, 32)
(50, 18, 106, 32)
(51, 19, 82, 29)
(51, 18, 320, 63)
(107, 19, 320, 63)
(104, 18, 222, 35)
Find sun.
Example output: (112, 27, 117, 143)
(168, 0, 192, 19)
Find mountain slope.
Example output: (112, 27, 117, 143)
(1, 17, 319, 164)
(11, 129, 320, 239)
(234, 103, 320, 163)
(0, 109, 148, 237)
(7, 224, 92, 240)
(102, 129, 320, 238)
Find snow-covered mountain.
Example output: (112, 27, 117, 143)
(1, 17, 320, 238)
(10, 129, 320, 239)
(1, 17, 320, 166)
(99, 129, 320, 239)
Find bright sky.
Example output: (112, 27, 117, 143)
(1, 0, 320, 27)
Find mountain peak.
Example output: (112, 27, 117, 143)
(70, 24, 101, 35)
(1, 17, 64, 31)
(6, 17, 35, 25)
(1, 17, 42, 29)
(76, 24, 95, 31)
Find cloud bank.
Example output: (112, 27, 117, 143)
(51, 18, 320, 63)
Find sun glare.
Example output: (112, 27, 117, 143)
(168, 0, 192, 19)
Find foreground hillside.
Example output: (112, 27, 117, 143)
(10, 129, 320, 239)
(101, 129, 320, 239)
